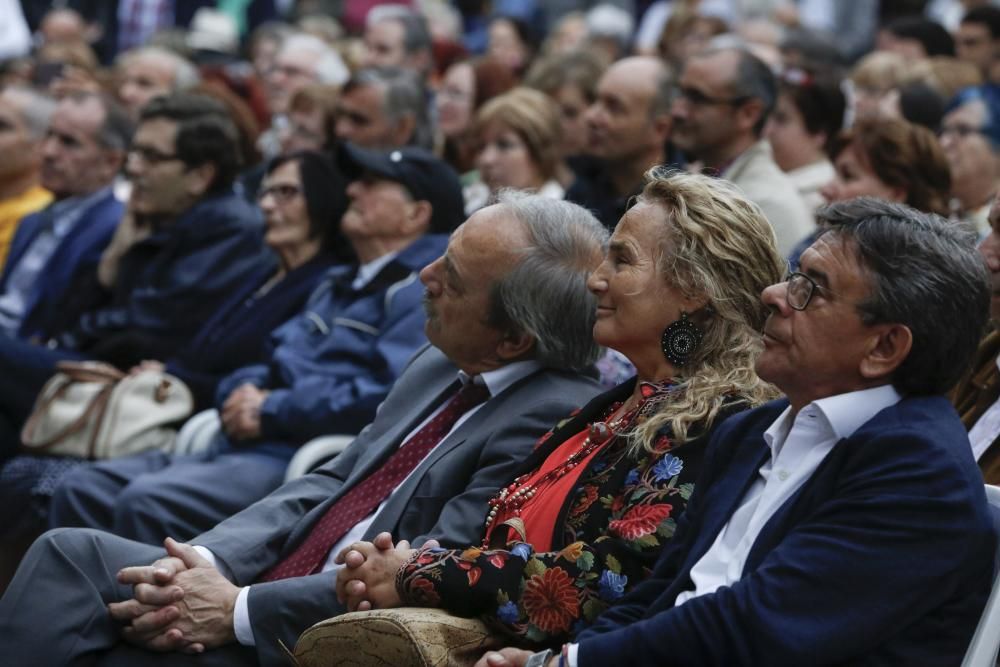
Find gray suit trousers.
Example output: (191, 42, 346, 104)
(0, 528, 257, 666)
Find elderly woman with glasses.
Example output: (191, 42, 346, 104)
(939, 85, 1000, 237)
(326, 169, 786, 658)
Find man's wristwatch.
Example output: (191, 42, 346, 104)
(525, 649, 554, 667)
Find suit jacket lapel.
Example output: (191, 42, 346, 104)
(685, 431, 771, 569)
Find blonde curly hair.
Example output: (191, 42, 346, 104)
(630, 168, 786, 451)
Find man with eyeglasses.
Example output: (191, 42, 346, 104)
(0, 92, 271, 460)
(496, 197, 996, 667)
(671, 46, 812, 257)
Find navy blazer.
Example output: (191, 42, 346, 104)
(0, 188, 123, 340)
(576, 395, 996, 666)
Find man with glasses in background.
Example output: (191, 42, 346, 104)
(671, 46, 813, 256)
(939, 84, 1000, 237)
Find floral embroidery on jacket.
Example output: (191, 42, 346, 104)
(396, 388, 743, 646)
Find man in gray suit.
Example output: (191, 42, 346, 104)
(0, 192, 607, 665)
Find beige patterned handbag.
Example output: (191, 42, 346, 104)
(290, 608, 504, 667)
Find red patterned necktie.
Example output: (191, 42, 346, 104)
(258, 380, 490, 582)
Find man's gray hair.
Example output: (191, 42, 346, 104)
(281, 33, 350, 86)
(818, 197, 990, 396)
(347, 67, 433, 149)
(117, 46, 201, 91)
(1, 86, 56, 139)
(488, 191, 609, 371)
(697, 45, 776, 135)
(367, 4, 433, 56)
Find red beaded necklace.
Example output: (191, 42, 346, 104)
(481, 379, 677, 547)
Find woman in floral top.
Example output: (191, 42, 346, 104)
(334, 169, 786, 648)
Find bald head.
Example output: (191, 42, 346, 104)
(583, 56, 674, 165)
(41, 9, 87, 45)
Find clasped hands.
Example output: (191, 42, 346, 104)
(334, 531, 436, 611)
(221, 383, 269, 440)
(335, 534, 549, 667)
(108, 537, 240, 654)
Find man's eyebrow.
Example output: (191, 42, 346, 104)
(608, 239, 632, 255)
(803, 266, 832, 290)
(443, 253, 461, 285)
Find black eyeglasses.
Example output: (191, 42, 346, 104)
(677, 85, 750, 107)
(257, 183, 302, 203)
(127, 144, 182, 166)
(785, 272, 820, 311)
(938, 124, 988, 140)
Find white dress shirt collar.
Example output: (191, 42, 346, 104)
(460, 359, 542, 398)
(764, 383, 903, 456)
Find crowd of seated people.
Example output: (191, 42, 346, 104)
(0, 2, 999, 666)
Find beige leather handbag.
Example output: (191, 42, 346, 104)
(21, 360, 193, 459)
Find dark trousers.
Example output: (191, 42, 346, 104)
(0, 528, 258, 665)
(48, 441, 289, 545)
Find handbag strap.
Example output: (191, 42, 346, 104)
(54, 360, 125, 384)
(21, 377, 118, 455)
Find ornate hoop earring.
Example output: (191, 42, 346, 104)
(660, 312, 703, 366)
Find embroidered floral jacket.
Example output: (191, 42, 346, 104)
(397, 379, 748, 646)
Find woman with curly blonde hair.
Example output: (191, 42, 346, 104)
(333, 169, 785, 651)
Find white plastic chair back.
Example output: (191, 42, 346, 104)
(962, 484, 1000, 667)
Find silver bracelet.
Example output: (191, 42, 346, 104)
(525, 648, 554, 667)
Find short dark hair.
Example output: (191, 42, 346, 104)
(139, 93, 242, 194)
(777, 69, 845, 155)
(885, 16, 955, 57)
(266, 150, 352, 261)
(962, 6, 1000, 39)
(818, 197, 989, 396)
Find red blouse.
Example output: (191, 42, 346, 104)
(485, 427, 611, 552)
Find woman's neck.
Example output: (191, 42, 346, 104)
(275, 239, 321, 273)
(626, 359, 680, 410)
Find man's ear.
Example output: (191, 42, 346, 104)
(391, 113, 417, 147)
(496, 329, 535, 363)
(860, 323, 912, 381)
(651, 112, 672, 145)
(100, 149, 126, 183)
(403, 200, 433, 236)
(185, 162, 217, 198)
(736, 98, 765, 135)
